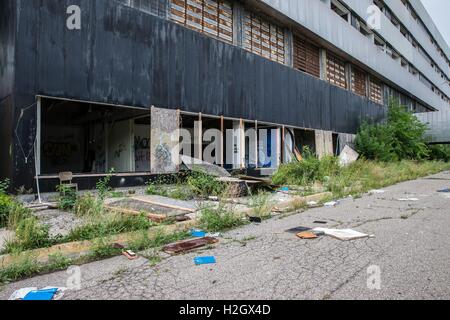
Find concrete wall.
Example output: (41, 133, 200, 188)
(260, 0, 448, 111)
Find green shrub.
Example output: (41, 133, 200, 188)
(96, 169, 115, 200)
(7, 202, 32, 231)
(56, 185, 77, 211)
(272, 149, 339, 186)
(0, 193, 14, 228)
(248, 192, 273, 219)
(428, 145, 450, 162)
(199, 205, 244, 232)
(187, 170, 226, 198)
(355, 99, 429, 161)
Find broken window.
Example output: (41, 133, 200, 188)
(244, 12, 285, 64)
(170, 0, 233, 44)
(119, 0, 167, 17)
(293, 36, 320, 78)
(351, 66, 367, 97)
(369, 77, 383, 104)
(326, 52, 347, 89)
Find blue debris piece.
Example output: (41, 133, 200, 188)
(194, 256, 217, 265)
(23, 288, 58, 301)
(280, 187, 290, 192)
(191, 229, 207, 238)
(437, 188, 450, 193)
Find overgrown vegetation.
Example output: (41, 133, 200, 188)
(56, 184, 78, 211)
(355, 99, 432, 161)
(248, 192, 273, 219)
(199, 204, 245, 232)
(0, 179, 13, 228)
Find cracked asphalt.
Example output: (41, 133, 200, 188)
(1, 171, 450, 300)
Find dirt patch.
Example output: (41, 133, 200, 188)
(107, 199, 189, 218)
(31, 209, 85, 237)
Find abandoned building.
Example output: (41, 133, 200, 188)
(1, 0, 449, 192)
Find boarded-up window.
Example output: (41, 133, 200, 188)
(293, 36, 320, 78)
(170, 0, 233, 44)
(369, 77, 383, 104)
(244, 12, 285, 64)
(351, 67, 367, 97)
(326, 53, 347, 89)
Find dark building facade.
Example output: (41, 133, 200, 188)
(2, 0, 446, 192)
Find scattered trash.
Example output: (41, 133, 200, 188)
(23, 288, 59, 301)
(208, 196, 219, 201)
(248, 216, 262, 223)
(9, 288, 37, 300)
(437, 188, 450, 193)
(313, 227, 373, 241)
(163, 237, 219, 255)
(286, 226, 311, 234)
(122, 250, 138, 260)
(207, 232, 222, 238)
(279, 187, 290, 192)
(324, 201, 339, 207)
(296, 231, 319, 239)
(369, 189, 386, 194)
(339, 145, 359, 167)
(175, 215, 191, 222)
(191, 229, 207, 238)
(398, 198, 416, 201)
(313, 220, 327, 224)
(307, 201, 318, 207)
(112, 243, 125, 249)
(194, 256, 217, 265)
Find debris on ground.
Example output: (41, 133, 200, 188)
(194, 256, 217, 265)
(163, 237, 219, 255)
(296, 231, 319, 239)
(10, 287, 66, 301)
(397, 198, 419, 202)
(286, 226, 311, 234)
(307, 201, 318, 207)
(248, 216, 262, 223)
(191, 229, 207, 238)
(437, 188, 450, 193)
(313, 220, 327, 224)
(339, 145, 359, 167)
(122, 250, 138, 260)
(313, 228, 373, 241)
(324, 201, 339, 207)
(369, 189, 386, 194)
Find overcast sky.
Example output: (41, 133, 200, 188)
(421, 0, 450, 48)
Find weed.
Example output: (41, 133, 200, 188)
(199, 205, 245, 232)
(0, 193, 14, 228)
(0, 179, 10, 194)
(249, 192, 273, 219)
(0, 253, 40, 284)
(6, 202, 32, 231)
(47, 252, 72, 270)
(74, 193, 104, 217)
(90, 237, 123, 259)
(97, 169, 115, 200)
(4, 216, 53, 253)
(65, 213, 155, 242)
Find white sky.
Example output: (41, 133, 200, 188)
(421, 0, 450, 48)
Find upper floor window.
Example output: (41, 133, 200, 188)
(293, 36, 320, 78)
(351, 66, 367, 97)
(326, 53, 347, 89)
(170, 0, 233, 44)
(244, 12, 285, 64)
